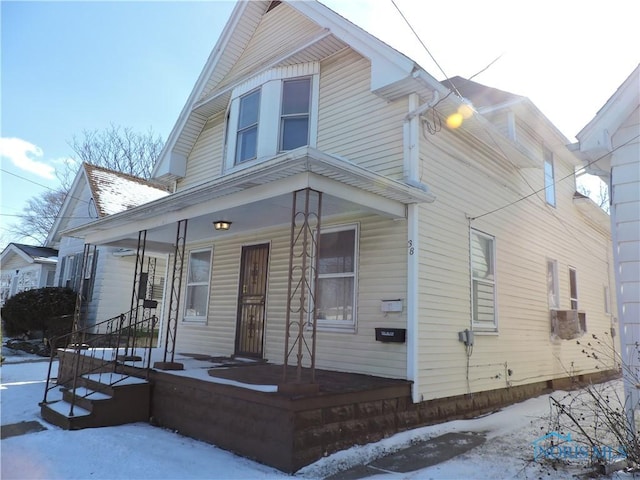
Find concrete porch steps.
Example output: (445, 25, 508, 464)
(40, 372, 151, 430)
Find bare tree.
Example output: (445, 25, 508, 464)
(578, 179, 610, 214)
(9, 189, 68, 245)
(7, 125, 164, 245)
(59, 124, 163, 189)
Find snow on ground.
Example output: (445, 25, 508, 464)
(1, 349, 637, 480)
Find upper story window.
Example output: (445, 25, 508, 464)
(235, 89, 261, 164)
(224, 63, 319, 171)
(280, 78, 311, 151)
(543, 147, 556, 207)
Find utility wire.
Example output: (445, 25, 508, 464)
(390, 0, 463, 99)
(0, 167, 91, 207)
(469, 134, 639, 221)
(0, 168, 62, 193)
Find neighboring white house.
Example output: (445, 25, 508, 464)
(0, 243, 58, 306)
(573, 63, 640, 428)
(46, 163, 170, 327)
(64, 1, 616, 408)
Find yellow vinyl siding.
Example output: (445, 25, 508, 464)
(415, 126, 614, 401)
(318, 49, 406, 179)
(173, 213, 408, 379)
(214, 4, 324, 94)
(177, 115, 225, 190)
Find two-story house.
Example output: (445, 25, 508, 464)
(52, 0, 616, 471)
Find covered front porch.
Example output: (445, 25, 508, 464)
(63, 147, 434, 388)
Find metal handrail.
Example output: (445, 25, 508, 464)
(41, 307, 158, 416)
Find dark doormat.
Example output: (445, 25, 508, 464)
(1, 421, 47, 440)
(325, 431, 486, 479)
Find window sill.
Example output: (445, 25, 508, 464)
(182, 317, 207, 324)
(315, 324, 356, 334)
(472, 329, 499, 336)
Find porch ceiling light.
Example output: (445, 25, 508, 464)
(213, 220, 232, 231)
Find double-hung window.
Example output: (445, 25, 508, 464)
(225, 64, 319, 170)
(569, 267, 578, 310)
(280, 78, 311, 151)
(471, 229, 497, 331)
(547, 259, 559, 309)
(544, 148, 556, 206)
(235, 89, 261, 164)
(316, 225, 358, 330)
(184, 249, 212, 322)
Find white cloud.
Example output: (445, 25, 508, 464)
(0, 137, 56, 179)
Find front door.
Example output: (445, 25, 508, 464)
(235, 243, 269, 358)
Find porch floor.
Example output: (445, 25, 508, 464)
(206, 361, 410, 395)
(102, 348, 412, 397)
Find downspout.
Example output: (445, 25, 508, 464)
(404, 91, 439, 403)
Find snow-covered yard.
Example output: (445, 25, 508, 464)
(1, 347, 637, 479)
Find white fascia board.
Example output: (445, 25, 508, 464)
(151, 2, 248, 180)
(577, 65, 639, 147)
(293, 1, 415, 91)
(307, 174, 406, 218)
(0, 245, 35, 265)
(46, 165, 90, 246)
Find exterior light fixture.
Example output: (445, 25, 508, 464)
(213, 220, 232, 231)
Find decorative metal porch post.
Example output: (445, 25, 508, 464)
(71, 243, 97, 345)
(282, 188, 322, 392)
(154, 219, 187, 370)
(120, 230, 147, 361)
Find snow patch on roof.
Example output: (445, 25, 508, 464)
(84, 164, 170, 217)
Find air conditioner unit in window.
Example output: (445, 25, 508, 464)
(550, 310, 586, 340)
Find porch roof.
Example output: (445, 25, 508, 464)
(63, 147, 435, 250)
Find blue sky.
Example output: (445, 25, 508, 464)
(1, 0, 638, 245)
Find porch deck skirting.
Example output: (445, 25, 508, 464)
(54, 350, 619, 473)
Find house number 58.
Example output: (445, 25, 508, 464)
(408, 240, 415, 255)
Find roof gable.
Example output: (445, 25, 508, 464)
(47, 163, 169, 245)
(83, 164, 169, 217)
(152, 0, 442, 182)
(576, 64, 639, 152)
(0, 243, 58, 266)
(444, 76, 524, 109)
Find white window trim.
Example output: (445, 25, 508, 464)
(312, 223, 359, 333)
(223, 63, 319, 173)
(547, 258, 559, 310)
(543, 148, 556, 207)
(470, 229, 498, 332)
(183, 247, 213, 323)
(569, 266, 578, 310)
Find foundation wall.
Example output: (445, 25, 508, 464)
(53, 351, 619, 473)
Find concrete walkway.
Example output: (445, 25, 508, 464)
(325, 431, 487, 479)
(1, 421, 47, 440)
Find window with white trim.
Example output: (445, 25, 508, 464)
(279, 77, 311, 151)
(316, 225, 358, 330)
(184, 249, 212, 322)
(569, 267, 578, 310)
(224, 65, 319, 170)
(544, 148, 556, 206)
(471, 229, 497, 331)
(235, 89, 261, 164)
(547, 259, 559, 309)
